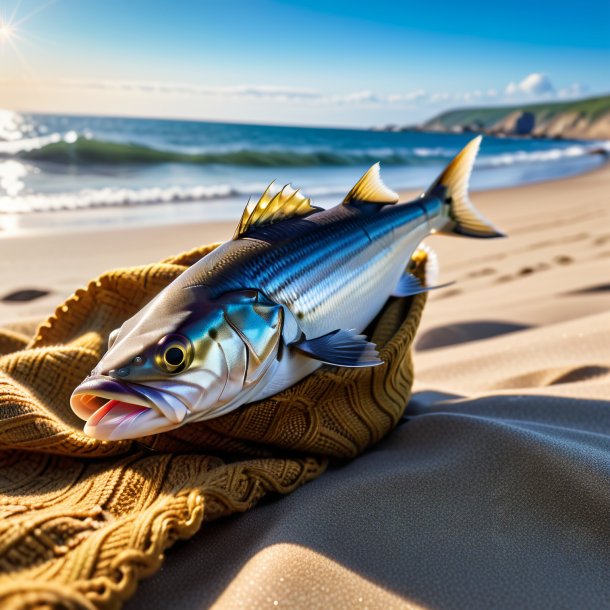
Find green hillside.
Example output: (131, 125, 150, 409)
(422, 95, 610, 137)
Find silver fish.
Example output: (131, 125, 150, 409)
(71, 136, 503, 440)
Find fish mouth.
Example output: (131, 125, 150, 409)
(70, 376, 188, 441)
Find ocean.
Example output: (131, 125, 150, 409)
(0, 110, 606, 234)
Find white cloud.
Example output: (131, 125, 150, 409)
(333, 90, 379, 104)
(425, 73, 584, 109)
(41, 79, 402, 106)
(387, 90, 427, 103)
(57, 79, 324, 101)
(1, 75, 592, 121)
(557, 82, 589, 98)
(429, 92, 451, 104)
(55, 79, 431, 107)
(505, 73, 555, 97)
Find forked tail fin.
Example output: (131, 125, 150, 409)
(425, 136, 506, 238)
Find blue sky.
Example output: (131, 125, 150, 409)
(0, 0, 608, 126)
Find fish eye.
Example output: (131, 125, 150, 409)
(165, 347, 184, 366)
(155, 334, 193, 374)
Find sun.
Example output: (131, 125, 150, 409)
(0, 22, 13, 40)
(0, 0, 57, 56)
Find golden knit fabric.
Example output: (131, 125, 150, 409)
(0, 242, 428, 610)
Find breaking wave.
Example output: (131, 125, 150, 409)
(6, 136, 409, 167)
(0, 183, 250, 213)
(1, 134, 604, 168)
(480, 144, 609, 167)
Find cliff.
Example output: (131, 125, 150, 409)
(420, 95, 610, 140)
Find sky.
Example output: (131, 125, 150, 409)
(0, 0, 608, 127)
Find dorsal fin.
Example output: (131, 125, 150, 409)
(342, 162, 399, 206)
(234, 182, 317, 238)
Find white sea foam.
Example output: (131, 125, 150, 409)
(479, 144, 601, 167)
(1, 142, 605, 214)
(0, 184, 242, 213)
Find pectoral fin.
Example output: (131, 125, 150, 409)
(292, 329, 383, 367)
(392, 272, 454, 298)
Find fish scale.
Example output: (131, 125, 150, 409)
(234, 203, 433, 336)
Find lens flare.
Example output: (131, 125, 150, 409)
(0, 0, 56, 74)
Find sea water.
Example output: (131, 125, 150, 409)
(0, 110, 606, 234)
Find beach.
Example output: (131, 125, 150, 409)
(1, 165, 609, 609)
(2, 0, 609, 605)
(2, 163, 609, 333)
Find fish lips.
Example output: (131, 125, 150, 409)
(70, 375, 189, 441)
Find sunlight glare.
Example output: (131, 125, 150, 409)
(0, 22, 13, 40)
(0, 160, 27, 198)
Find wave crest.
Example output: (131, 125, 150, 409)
(8, 137, 404, 167)
(0, 184, 244, 213)
(0, 135, 598, 168)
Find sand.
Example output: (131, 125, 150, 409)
(2, 166, 610, 608)
(2, 166, 609, 331)
(0, 218, 236, 325)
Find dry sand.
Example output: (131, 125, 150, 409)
(2, 166, 609, 333)
(417, 164, 610, 338)
(2, 166, 610, 609)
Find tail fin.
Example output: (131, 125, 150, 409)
(425, 136, 506, 238)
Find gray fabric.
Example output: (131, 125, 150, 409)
(127, 389, 610, 609)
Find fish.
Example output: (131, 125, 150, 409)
(71, 136, 504, 441)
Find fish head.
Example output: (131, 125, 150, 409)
(70, 288, 284, 441)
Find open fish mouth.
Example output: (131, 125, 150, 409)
(70, 376, 187, 441)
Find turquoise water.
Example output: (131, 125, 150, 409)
(0, 110, 606, 231)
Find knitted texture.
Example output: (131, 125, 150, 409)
(0, 242, 428, 610)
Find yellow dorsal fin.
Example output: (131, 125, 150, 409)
(234, 182, 316, 238)
(342, 162, 399, 205)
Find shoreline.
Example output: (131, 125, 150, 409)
(1, 156, 607, 240)
(1, 163, 609, 329)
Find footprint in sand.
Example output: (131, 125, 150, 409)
(566, 282, 610, 295)
(417, 320, 531, 350)
(497, 256, 573, 283)
(496, 365, 610, 389)
(2, 289, 51, 303)
(518, 263, 551, 277)
(593, 234, 610, 247)
(466, 267, 496, 279)
(432, 288, 462, 300)
(550, 366, 610, 385)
